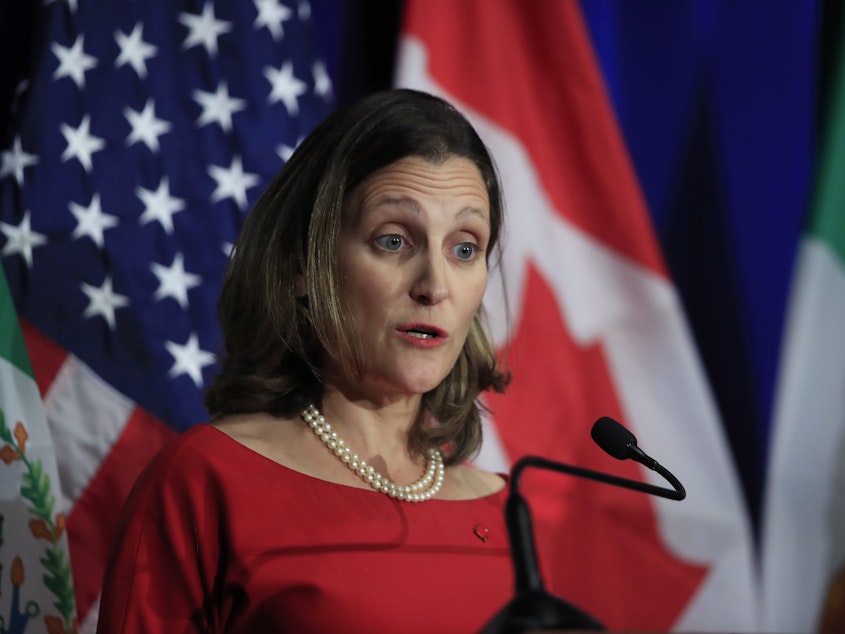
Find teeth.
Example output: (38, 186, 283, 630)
(407, 330, 435, 339)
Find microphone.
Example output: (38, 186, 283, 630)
(480, 417, 686, 633)
(591, 416, 686, 500)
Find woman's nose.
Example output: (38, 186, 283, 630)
(411, 252, 448, 305)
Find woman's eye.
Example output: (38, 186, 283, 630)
(375, 234, 405, 251)
(453, 243, 478, 261)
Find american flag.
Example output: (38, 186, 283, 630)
(0, 0, 333, 628)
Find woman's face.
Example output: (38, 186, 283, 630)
(332, 155, 491, 401)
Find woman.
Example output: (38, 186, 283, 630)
(97, 89, 513, 633)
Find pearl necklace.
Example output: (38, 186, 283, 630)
(300, 404, 445, 502)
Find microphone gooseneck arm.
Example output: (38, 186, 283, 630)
(503, 449, 685, 615)
(509, 453, 686, 502)
(482, 417, 687, 633)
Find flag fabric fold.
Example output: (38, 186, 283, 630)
(761, 8, 845, 630)
(396, 1, 758, 630)
(0, 1, 333, 629)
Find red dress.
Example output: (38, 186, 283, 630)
(97, 424, 514, 633)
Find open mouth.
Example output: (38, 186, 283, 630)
(399, 324, 446, 341)
(404, 328, 440, 339)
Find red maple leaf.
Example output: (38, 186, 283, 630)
(486, 266, 707, 631)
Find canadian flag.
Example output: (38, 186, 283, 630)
(395, 1, 758, 630)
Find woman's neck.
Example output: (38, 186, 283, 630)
(317, 387, 427, 480)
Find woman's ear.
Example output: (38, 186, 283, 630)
(295, 274, 307, 298)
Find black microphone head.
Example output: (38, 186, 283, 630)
(591, 416, 637, 460)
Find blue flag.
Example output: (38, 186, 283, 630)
(0, 1, 333, 627)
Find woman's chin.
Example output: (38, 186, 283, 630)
(377, 372, 450, 400)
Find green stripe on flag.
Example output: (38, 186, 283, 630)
(809, 9, 845, 266)
(0, 267, 34, 378)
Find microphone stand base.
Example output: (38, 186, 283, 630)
(480, 590, 603, 633)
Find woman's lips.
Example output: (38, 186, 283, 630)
(396, 324, 448, 347)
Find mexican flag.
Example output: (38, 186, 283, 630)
(395, 1, 758, 630)
(761, 13, 845, 631)
(0, 268, 77, 632)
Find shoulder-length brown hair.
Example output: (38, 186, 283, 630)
(204, 89, 509, 464)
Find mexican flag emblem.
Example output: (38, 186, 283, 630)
(1, 268, 77, 634)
